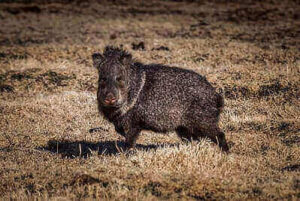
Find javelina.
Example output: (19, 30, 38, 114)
(92, 46, 229, 152)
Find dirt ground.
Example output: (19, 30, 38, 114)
(0, 0, 299, 200)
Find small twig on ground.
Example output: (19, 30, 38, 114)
(89, 127, 109, 133)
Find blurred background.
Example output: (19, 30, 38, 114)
(1, 0, 298, 49)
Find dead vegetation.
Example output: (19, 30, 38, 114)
(0, 0, 299, 200)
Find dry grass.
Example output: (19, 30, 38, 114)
(0, 0, 299, 200)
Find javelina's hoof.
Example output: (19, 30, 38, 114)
(220, 143, 230, 153)
(125, 148, 136, 155)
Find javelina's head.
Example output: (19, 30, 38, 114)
(92, 46, 131, 108)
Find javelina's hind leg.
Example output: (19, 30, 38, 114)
(196, 126, 229, 152)
(215, 131, 229, 152)
(176, 126, 198, 142)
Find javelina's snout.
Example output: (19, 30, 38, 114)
(99, 89, 121, 107)
(104, 92, 116, 105)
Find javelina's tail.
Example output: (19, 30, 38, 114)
(216, 93, 224, 113)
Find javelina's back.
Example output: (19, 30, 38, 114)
(92, 46, 229, 152)
(136, 64, 222, 130)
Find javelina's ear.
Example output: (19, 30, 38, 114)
(92, 53, 104, 69)
(120, 54, 132, 66)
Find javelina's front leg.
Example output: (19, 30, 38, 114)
(124, 127, 141, 150)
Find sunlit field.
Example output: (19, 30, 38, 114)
(0, 0, 299, 200)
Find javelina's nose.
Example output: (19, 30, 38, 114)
(104, 93, 116, 105)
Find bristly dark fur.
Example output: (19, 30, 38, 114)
(92, 46, 229, 152)
(103, 46, 132, 60)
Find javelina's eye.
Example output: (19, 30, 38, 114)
(99, 78, 106, 86)
(116, 76, 123, 82)
(100, 77, 106, 82)
(116, 76, 125, 88)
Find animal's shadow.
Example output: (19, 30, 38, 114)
(40, 140, 175, 158)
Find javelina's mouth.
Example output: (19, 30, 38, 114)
(101, 100, 122, 108)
